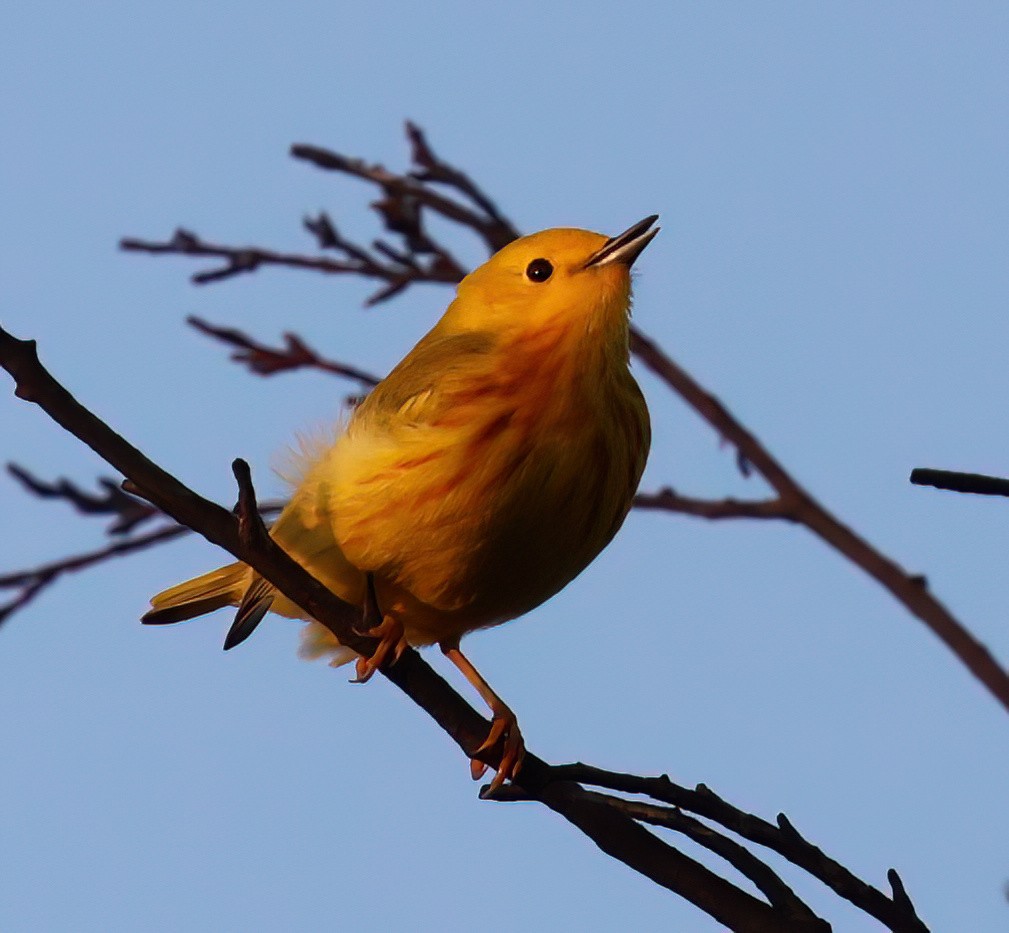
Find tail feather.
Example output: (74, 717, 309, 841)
(223, 575, 275, 650)
(142, 562, 249, 626)
(144, 559, 358, 668)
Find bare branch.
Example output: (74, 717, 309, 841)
(546, 763, 929, 932)
(910, 467, 1009, 497)
(0, 460, 286, 628)
(634, 487, 792, 521)
(581, 791, 827, 929)
(187, 317, 380, 388)
(0, 524, 187, 628)
(7, 462, 159, 534)
(291, 126, 518, 254)
(530, 780, 792, 932)
(404, 121, 518, 239)
(121, 228, 370, 283)
(120, 226, 460, 304)
(628, 327, 1009, 715)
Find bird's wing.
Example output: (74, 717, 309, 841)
(265, 328, 499, 606)
(353, 329, 498, 430)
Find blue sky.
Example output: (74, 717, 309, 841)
(3, 2, 1009, 930)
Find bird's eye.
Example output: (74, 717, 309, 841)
(525, 258, 553, 283)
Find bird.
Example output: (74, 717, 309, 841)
(143, 215, 657, 791)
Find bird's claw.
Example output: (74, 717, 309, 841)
(471, 705, 525, 794)
(350, 613, 408, 684)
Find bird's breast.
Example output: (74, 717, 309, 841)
(330, 323, 649, 641)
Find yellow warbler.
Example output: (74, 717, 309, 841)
(145, 216, 657, 789)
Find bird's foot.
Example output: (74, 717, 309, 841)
(472, 702, 525, 795)
(351, 613, 408, 684)
(439, 640, 526, 793)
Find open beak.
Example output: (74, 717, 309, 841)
(584, 214, 660, 269)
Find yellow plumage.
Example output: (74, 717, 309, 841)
(146, 217, 657, 787)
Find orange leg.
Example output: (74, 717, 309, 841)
(440, 638, 525, 794)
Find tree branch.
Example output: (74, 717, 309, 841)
(628, 328, 1009, 714)
(187, 316, 380, 388)
(909, 467, 1009, 497)
(119, 225, 460, 305)
(0, 456, 287, 629)
(7, 462, 159, 534)
(291, 123, 518, 254)
(578, 790, 827, 929)
(545, 763, 929, 932)
(634, 487, 792, 521)
(0, 524, 187, 626)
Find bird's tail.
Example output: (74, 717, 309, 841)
(143, 561, 357, 665)
(143, 562, 251, 626)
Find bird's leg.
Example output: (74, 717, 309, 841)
(439, 638, 525, 793)
(355, 572, 382, 634)
(351, 574, 409, 684)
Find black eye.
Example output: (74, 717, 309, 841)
(525, 258, 553, 282)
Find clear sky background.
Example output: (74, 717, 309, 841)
(3, 3, 1009, 930)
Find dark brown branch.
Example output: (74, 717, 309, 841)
(579, 791, 827, 929)
(530, 781, 792, 932)
(1, 323, 801, 932)
(0, 524, 187, 626)
(493, 780, 827, 929)
(232, 458, 270, 551)
(120, 227, 459, 305)
(628, 327, 1009, 715)
(909, 468, 1009, 497)
(546, 763, 929, 932)
(7, 462, 159, 534)
(187, 317, 380, 387)
(634, 487, 792, 521)
(122, 228, 371, 282)
(0, 494, 288, 629)
(404, 121, 518, 240)
(291, 134, 518, 254)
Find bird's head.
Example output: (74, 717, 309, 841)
(440, 216, 659, 339)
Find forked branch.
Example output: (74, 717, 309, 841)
(187, 316, 380, 387)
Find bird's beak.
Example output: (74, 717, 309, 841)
(584, 214, 660, 269)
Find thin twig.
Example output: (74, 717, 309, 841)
(7, 462, 158, 534)
(404, 121, 517, 236)
(0, 496, 287, 630)
(187, 317, 380, 387)
(634, 488, 792, 521)
(291, 132, 518, 253)
(0, 524, 187, 626)
(120, 228, 459, 304)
